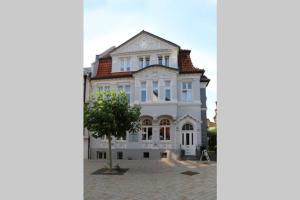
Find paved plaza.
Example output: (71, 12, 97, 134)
(84, 158, 216, 200)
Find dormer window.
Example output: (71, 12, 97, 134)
(120, 59, 125, 71)
(158, 56, 163, 65)
(120, 57, 130, 71)
(164, 56, 169, 66)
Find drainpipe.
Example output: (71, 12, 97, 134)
(84, 72, 92, 159)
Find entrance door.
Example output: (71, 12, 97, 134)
(181, 132, 196, 155)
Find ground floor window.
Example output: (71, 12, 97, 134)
(159, 119, 171, 140)
(143, 152, 149, 159)
(97, 151, 106, 159)
(160, 152, 168, 158)
(117, 152, 123, 160)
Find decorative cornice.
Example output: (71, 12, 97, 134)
(177, 114, 202, 124)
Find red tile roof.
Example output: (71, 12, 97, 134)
(201, 75, 210, 82)
(178, 50, 204, 74)
(93, 57, 133, 79)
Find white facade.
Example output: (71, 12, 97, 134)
(84, 31, 208, 160)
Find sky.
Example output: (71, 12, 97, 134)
(84, 0, 216, 120)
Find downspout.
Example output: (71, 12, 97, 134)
(87, 73, 91, 159)
(84, 73, 91, 159)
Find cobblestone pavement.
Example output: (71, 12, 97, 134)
(84, 158, 216, 200)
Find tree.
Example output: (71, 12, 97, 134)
(84, 90, 141, 171)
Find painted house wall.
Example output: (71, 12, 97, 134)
(85, 32, 209, 160)
(110, 33, 179, 72)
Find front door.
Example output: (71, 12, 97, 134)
(181, 132, 196, 155)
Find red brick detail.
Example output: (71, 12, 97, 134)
(178, 50, 204, 73)
(96, 57, 112, 77)
(95, 57, 133, 78)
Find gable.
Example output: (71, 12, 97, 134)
(110, 31, 180, 55)
(133, 65, 178, 79)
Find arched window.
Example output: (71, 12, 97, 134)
(159, 119, 171, 140)
(182, 123, 193, 131)
(141, 119, 152, 140)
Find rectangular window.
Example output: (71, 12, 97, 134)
(164, 56, 169, 66)
(165, 80, 171, 101)
(145, 57, 150, 67)
(160, 127, 164, 140)
(148, 127, 152, 140)
(120, 58, 124, 71)
(143, 152, 149, 159)
(117, 85, 123, 93)
(139, 57, 144, 68)
(125, 85, 130, 103)
(141, 82, 147, 102)
(160, 152, 167, 158)
(97, 151, 102, 159)
(166, 127, 170, 140)
(126, 58, 130, 71)
(117, 152, 123, 160)
(182, 82, 192, 102)
(97, 151, 106, 159)
(121, 57, 130, 71)
(104, 86, 110, 91)
(98, 86, 103, 92)
(142, 127, 147, 140)
(152, 81, 158, 100)
(158, 56, 163, 65)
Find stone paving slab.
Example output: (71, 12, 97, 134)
(84, 159, 216, 200)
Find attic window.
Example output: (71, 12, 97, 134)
(158, 56, 163, 65)
(145, 57, 150, 67)
(120, 57, 130, 71)
(164, 56, 169, 66)
(139, 57, 144, 69)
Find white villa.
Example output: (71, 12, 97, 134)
(83, 30, 210, 160)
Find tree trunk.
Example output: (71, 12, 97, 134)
(108, 133, 113, 171)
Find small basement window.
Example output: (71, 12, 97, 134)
(143, 152, 150, 159)
(117, 152, 123, 160)
(160, 152, 168, 158)
(97, 151, 106, 159)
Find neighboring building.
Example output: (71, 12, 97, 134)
(83, 30, 210, 160)
(207, 119, 216, 128)
(213, 101, 217, 124)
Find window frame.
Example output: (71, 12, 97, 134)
(159, 119, 171, 140)
(140, 81, 147, 102)
(141, 119, 153, 141)
(152, 81, 159, 100)
(143, 152, 150, 159)
(164, 80, 171, 101)
(117, 152, 123, 160)
(181, 81, 193, 102)
(139, 57, 144, 69)
(145, 56, 150, 67)
(158, 55, 163, 65)
(164, 55, 169, 66)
